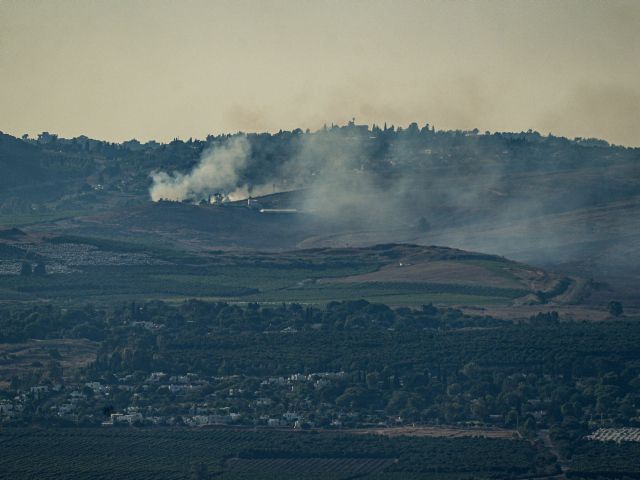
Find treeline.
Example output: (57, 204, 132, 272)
(0, 299, 502, 343)
(2, 122, 638, 208)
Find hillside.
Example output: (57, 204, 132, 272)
(1, 128, 638, 309)
(0, 227, 594, 312)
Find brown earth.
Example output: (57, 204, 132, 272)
(0, 338, 99, 389)
(348, 425, 519, 439)
(459, 304, 639, 322)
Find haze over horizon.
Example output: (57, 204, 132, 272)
(2, 0, 639, 146)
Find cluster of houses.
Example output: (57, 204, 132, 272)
(0, 399, 23, 420)
(2, 369, 590, 432)
(261, 371, 347, 388)
(0, 369, 354, 428)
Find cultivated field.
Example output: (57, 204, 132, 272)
(0, 427, 558, 480)
(0, 236, 583, 307)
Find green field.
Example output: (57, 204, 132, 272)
(247, 281, 524, 305)
(0, 236, 538, 306)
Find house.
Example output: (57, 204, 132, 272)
(30, 386, 49, 395)
(57, 404, 75, 415)
(111, 412, 143, 425)
(315, 379, 330, 389)
(0, 402, 17, 417)
(84, 382, 103, 392)
(282, 412, 299, 422)
(148, 372, 167, 383)
(186, 415, 210, 426)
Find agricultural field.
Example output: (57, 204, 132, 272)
(566, 440, 640, 478)
(0, 428, 558, 480)
(247, 281, 529, 305)
(0, 235, 585, 308)
(224, 457, 394, 479)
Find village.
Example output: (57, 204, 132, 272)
(0, 367, 553, 433)
(1, 369, 372, 429)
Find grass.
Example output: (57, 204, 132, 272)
(459, 258, 527, 283)
(0, 269, 521, 306)
(0, 261, 524, 306)
(0, 264, 378, 303)
(246, 281, 522, 306)
(250, 291, 511, 306)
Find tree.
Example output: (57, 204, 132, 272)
(190, 462, 208, 480)
(386, 391, 409, 414)
(521, 416, 537, 435)
(608, 301, 623, 317)
(20, 262, 32, 275)
(366, 372, 379, 390)
(33, 263, 46, 275)
(406, 122, 420, 136)
(47, 360, 63, 383)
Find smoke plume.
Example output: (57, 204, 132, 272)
(149, 135, 250, 202)
(145, 125, 640, 280)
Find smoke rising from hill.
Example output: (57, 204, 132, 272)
(149, 136, 251, 202)
(146, 128, 640, 278)
(147, 129, 429, 227)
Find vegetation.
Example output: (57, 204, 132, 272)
(0, 428, 557, 479)
(1, 125, 639, 478)
(2, 300, 639, 437)
(0, 238, 542, 305)
(566, 441, 640, 478)
(2, 126, 636, 222)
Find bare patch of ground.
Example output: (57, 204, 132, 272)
(459, 304, 634, 322)
(0, 339, 99, 389)
(348, 425, 519, 439)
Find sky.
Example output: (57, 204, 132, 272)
(1, 0, 639, 145)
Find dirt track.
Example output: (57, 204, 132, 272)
(348, 425, 519, 439)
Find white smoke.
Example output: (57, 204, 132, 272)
(149, 135, 250, 202)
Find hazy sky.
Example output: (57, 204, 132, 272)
(1, 0, 639, 145)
